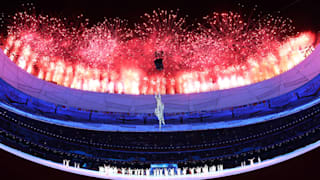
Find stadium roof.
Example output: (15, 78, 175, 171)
(0, 45, 319, 113)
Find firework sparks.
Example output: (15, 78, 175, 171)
(1, 9, 316, 95)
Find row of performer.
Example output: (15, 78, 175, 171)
(99, 164, 224, 176)
(62, 156, 262, 176)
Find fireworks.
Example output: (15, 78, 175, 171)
(1, 9, 316, 95)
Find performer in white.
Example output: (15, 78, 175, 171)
(155, 93, 165, 129)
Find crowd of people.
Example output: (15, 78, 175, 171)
(0, 97, 320, 173)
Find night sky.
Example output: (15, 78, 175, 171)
(0, 0, 319, 31)
(0, 0, 320, 180)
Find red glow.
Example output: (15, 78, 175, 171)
(1, 10, 316, 95)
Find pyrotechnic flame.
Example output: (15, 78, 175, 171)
(1, 9, 317, 94)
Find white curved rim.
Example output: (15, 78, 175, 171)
(0, 136, 319, 180)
